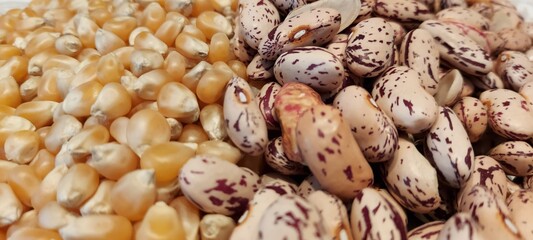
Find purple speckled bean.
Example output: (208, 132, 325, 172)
(179, 155, 260, 216)
(479, 89, 533, 140)
(325, 34, 349, 64)
(407, 221, 445, 240)
(353, 0, 376, 24)
(232, 16, 257, 64)
(506, 189, 533, 240)
(382, 137, 441, 213)
(433, 0, 467, 12)
(436, 6, 489, 30)
(374, 0, 435, 26)
(350, 188, 408, 240)
(258, 194, 325, 240)
(495, 51, 533, 91)
(489, 141, 533, 177)
(371, 66, 439, 134)
(258, 8, 341, 60)
(238, 0, 280, 49)
(247, 54, 275, 81)
(436, 213, 483, 240)
(400, 29, 440, 95)
(471, 72, 506, 91)
(426, 106, 474, 188)
(308, 190, 354, 240)
(256, 82, 281, 130)
(333, 85, 399, 162)
(269, 0, 306, 16)
(498, 29, 532, 52)
(297, 175, 322, 198)
(451, 96, 488, 142)
(274, 46, 344, 93)
(264, 137, 308, 176)
(346, 17, 395, 78)
(224, 77, 268, 156)
(457, 185, 522, 240)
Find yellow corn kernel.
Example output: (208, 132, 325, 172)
(111, 169, 157, 221)
(38, 201, 78, 230)
(134, 31, 168, 55)
(54, 34, 82, 57)
(209, 0, 237, 14)
(89, 8, 112, 27)
(6, 210, 38, 237)
(0, 183, 23, 227)
(102, 16, 137, 41)
(43, 8, 75, 32)
(0, 105, 15, 119)
(70, 62, 98, 90)
(9, 227, 61, 240)
(200, 214, 236, 240)
(182, 61, 212, 92)
(130, 49, 164, 77)
(7, 165, 40, 207)
(0, 56, 28, 83)
(24, 32, 57, 58)
(196, 11, 232, 40)
(128, 26, 151, 46)
(133, 69, 173, 100)
(29, 149, 56, 181)
(136, 201, 185, 240)
(166, 118, 183, 140)
(127, 109, 171, 155)
(191, 0, 214, 17)
(113, 1, 141, 17)
(164, 0, 193, 16)
(4, 130, 40, 164)
(156, 177, 181, 203)
(169, 196, 200, 240)
(56, 163, 99, 209)
(30, 164, 68, 211)
(157, 82, 200, 122)
(36, 69, 63, 102)
(95, 29, 126, 55)
(164, 51, 187, 82)
(59, 215, 132, 240)
(76, 16, 99, 49)
(28, 49, 57, 76)
(109, 117, 129, 145)
(0, 76, 21, 108)
(140, 142, 195, 184)
(199, 104, 227, 140)
(111, 46, 134, 70)
(140, 2, 167, 33)
(178, 124, 209, 143)
(155, 18, 186, 47)
(0, 44, 22, 60)
(197, 140, 242, 164)
(64, 124, 110, 160)
(80, 180, 116, 215)
(44, 115, 82, 154)
(175, 32, 209, 60)
(196, 67, 233, 104)
(19, 76, 40, 102)
(182, 24, 208, 42)
(96, 53, 124, 84)
(76, 48, 101, 62)
(90, 82, 132, 121)
(0, 115, 36, 155)
(87, 142, 139, 180)
(42, 55, 80, 73)
(208, 32, 234, 63)
(62, 80, 103, 117)
(0, 160, 17, 183)
(15, 100, 58, 128)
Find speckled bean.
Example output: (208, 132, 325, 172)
(354, 0, 375, 23)
(490, 7, 522, 33)
(224, 77, 268, 156)
(333, 85, 399, 162)
(436, 213, 483, 240)
(527, 48, 533, 61)
(232, 16, 257, 64)
(325, 34, 349, 64)
(238, 0, 280, 49)
(296, 105, 374, 199)
(274, 46, 345, 93)
(230, 181, 295, 240)
(346, 17, 395, 78)
(433, 0, 467, 12)
(399, 29, 440, 95)
(372, 66, 439, 134)
(258, 194, 325, 240)
(374, 0, 435, 25)
(350, 187, 408, 240)
(436, 7, 489, 30)
(420, 20, 493, 76)
(506, 189, 533, 240)
(307, 190, 354, 240)
(471, 72, 506, 90)
(434, 69, 463, 106)
(495, 51, 533, 91)
(274, 82, 324, 163)
(382, 137, 441, 213)
(258, 8, 341, 60)
(264, 137, 308, 176)
(519, 81, 533, 109)
(479, 89, 533, 140)
(452, 96, 488, 142)
(179, 155, 260, 216)
(269, 0, 306, 16)
(256, 82, 281, 130)
(426, 107, 474, 188)
(457, 185, 522, 240)
(458, 155, 508, 207)
(247, 55, 274, 82)
(297, 175, 322, 198)
(499, 28, 532, 52)
(407, 221, 445, 240)
(489, 141, 533, 177)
